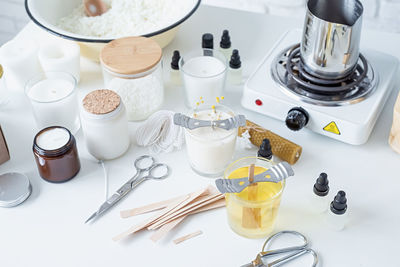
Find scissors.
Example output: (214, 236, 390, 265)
(85, 155, 170, 224)
(241, 231, 318, 267)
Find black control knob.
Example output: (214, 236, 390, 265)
(285, 107, 309, 131)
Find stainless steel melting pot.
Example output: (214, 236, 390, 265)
(300, 0, 364, 79)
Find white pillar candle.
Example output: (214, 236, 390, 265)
(0, 39, 42, 92)
(180, 50, 227, 107)
(38, 41, 80, 83)
(26, 72, 80, 134)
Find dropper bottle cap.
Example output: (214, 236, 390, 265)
(202, 33, 214, 49)
(313, 173, 329, 196)
(330, 191, 347, 215)
(171, 50, 180, 70)
(220, 30, 231, 49)
(230, 49, 241, 69)
(258, 138, 272, 160)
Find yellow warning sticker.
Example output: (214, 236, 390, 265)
(323, 121, 341, 135)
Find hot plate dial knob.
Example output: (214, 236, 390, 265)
(285, 107, 309, 131)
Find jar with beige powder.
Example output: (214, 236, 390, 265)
(80, 89, 130, 160)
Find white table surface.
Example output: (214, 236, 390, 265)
(1, 5, 400, 267)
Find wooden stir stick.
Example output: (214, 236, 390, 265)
(83, 0, 109, 17)
(242, 164, 261, 228)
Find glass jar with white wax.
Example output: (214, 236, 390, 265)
(80, 89, 130, 160)
(25, 72, 80, 134)
(184, 104, 238, 177)
(100, 37, 164, 121)
(179, 49, 227, 108)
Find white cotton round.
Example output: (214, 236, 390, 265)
(136, 110, 185, 153)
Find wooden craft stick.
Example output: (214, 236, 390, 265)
(113, 187, 208, 241)
(150, 216, 187, 242)
(148, 194, 224, 230)
(242, 164, 261, 228)
(112, 195, 189, 242)
(173, 230, 203, 245)
(147, 193, 222, 230)
(150, 199, 226, 243)
(120, 195, 186, 218)
(148, 187, 210, 227)
(162, 198, 226, 225)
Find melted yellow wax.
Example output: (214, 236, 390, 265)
(225, 166, 283, 238)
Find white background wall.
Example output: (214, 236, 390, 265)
(0, 0, 400, 44)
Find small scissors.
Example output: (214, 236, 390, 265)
(85, 155, 170, 224)
(242, 231, 318, 267)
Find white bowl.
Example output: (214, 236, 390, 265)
(25, 0, 201, 61)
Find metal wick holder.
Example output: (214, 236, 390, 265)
(174, 113, 246, 130)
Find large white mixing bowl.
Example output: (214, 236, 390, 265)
(25, 0, 201, 61)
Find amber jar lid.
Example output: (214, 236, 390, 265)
(33, 126, 75, 157)
(100, 36, 162, 76)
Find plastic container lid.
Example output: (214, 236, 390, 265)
(0, 172, 32, 208)
(100, 36, 162, 76)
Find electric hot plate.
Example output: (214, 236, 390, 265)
(242, 29, 399, 145)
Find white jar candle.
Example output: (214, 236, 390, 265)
(0, 39, 42, 92)
(100, 37, 164, 121)
(81, 89, 130, 160)
(180, 49, 227, 107)
(25, 72, 80, 134)
(184, 105, 237, 177)
(38, 41, 80, 83)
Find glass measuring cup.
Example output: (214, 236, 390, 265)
(224, 157, 285, 239)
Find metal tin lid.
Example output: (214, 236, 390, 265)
(100, 37, 162, 76)
(0, 172, 32, 208)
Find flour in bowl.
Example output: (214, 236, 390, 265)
(57, 0, 195, 38)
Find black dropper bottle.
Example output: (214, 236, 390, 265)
(202, 33, 214, 56)
(229, 49, 242, 85)
(229, 49, 241, 69)
(171, 50, 180, 70)
(258, 138, 273, 160)
(170, 50, 181, 85)
(330, 191, 347, 215)
(220, 30, 231, 49)
(327, 190, 348, 231)
(312, 173, 330, 213)
(313, 173, 329, 196)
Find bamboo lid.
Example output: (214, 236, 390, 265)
(100, 37, 162, 75)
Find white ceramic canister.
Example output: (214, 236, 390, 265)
(81, 89, 130, 160)
(100, 37, 164, 121)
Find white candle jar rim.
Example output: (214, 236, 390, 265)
(101, 61, 162, 80)
(25, 71, 77, 104)
(224, 157, 286, 206)
(185, 104, 237, 141)
(178, 49, 228, 79)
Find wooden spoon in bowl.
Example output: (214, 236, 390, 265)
(84, 0, 109, 17)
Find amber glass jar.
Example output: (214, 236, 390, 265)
(33, 126, 81, 183)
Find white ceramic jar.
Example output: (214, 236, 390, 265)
(81, 89, 130, 160)
(184, 104, 238, 177)
(100, 37, 164, 121)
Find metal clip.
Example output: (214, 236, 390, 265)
(173, 113, 246, 130)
